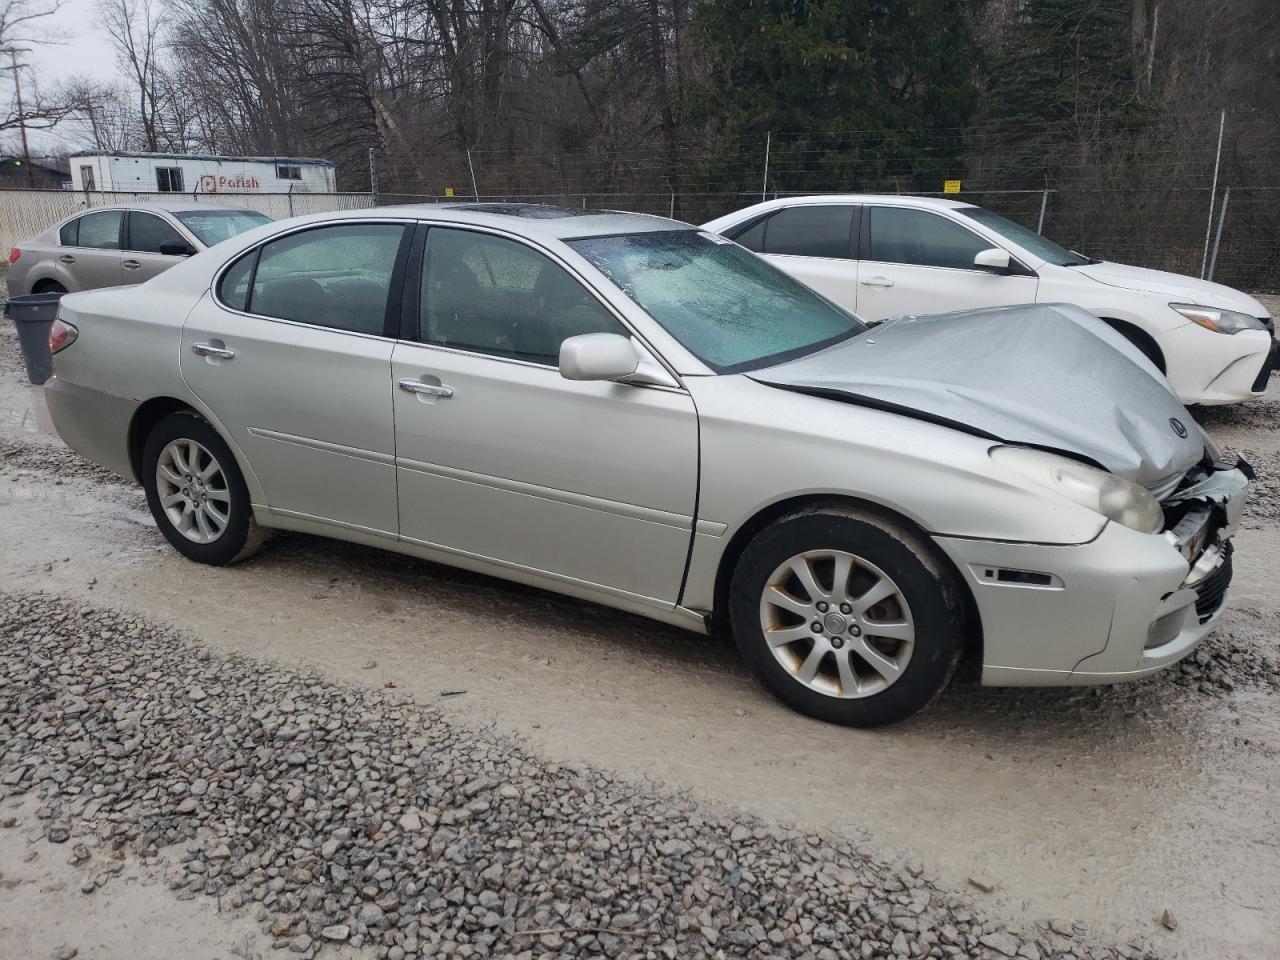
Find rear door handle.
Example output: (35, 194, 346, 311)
(123, 259, 142, 270)
(399, 377, 454, 399)
(58, 255, 75, 265)
(860, 276, 895, 288)
(191, 342, 235, 360)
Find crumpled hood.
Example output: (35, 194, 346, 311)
(1074, 261, 1268, 316)
(753, 303, 1207, 489)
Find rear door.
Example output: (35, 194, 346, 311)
(181, 221, 410, 535)
(62, 210, 124, 289)
(733, 204, 859, 311)
(122, 211, 193, 283)
(855, 205, 1038, 319)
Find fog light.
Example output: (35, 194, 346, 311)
(1145, 607, 1188, 650)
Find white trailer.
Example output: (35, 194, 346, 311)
(68, 152, 338, 195)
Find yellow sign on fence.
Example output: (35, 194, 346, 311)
(444, 186, 455, 197)
(943, 179, 962, 194)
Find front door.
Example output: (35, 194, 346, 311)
(181, 221, 410, 535)
(854, 205, 1039, 320)
(391, 225, 699, 606)
(122, 211, 191, 283)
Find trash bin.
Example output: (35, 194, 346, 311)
(4, 292, 63, 385)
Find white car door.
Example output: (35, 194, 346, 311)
(181, 221, 410, 535)
(855, 205, 1038, 320)
(733, 204, 859, 311)
(391, 225, 699, 607)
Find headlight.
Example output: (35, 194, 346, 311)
(1170, 303, 1265, 335)
(990, 446, 1164, 534)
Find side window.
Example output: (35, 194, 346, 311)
(761, 206, 855, 258)
(420, 228, 628, 366)
(76, 211, 123, 250)
(218, 251, 256, 312)
(248, 223, 405, 335)
(127, 212, 184, 254)
(59, 218, 79, 246)
(867, 207, 992, 270)
(730, 218, 766, 252)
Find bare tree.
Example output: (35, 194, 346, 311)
(97, 0, 164, 151)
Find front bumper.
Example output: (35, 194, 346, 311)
(933, 466, 1248, 686)
(1163, 324, 1273, 405)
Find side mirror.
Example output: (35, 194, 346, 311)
(160, 239, 197, 257)
(974, 247, 1011, 273)
(559, 333, 639, 381)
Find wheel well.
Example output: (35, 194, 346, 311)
(128, 397, 195, 482)
(1100, 317, 1165, 373)
(708, 494, 984, 669)
(31, 277, 65, 294)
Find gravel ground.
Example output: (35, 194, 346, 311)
(0, 590, 1139, 960)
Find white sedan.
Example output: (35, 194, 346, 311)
(703, 196, 1276, 406)
(43, 204, 1249, 726)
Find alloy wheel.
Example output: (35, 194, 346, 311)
(758, 549, 915, 698)
(155, 438, 232, 544)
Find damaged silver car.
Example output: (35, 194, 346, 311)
(44, 206, 1250, 726)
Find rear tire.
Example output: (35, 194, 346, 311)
(729, 507, 964, 727)
(32, 279, 67, 295)
(141, 411, 266, 565)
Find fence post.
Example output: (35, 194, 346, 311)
(1200, 109, 1225, 278)
(1036, 189, 1049, 234)
(368, 147, 380, 206)
(466, 149, 480, 200)
(287, 183, 295, 218)
(1207, 187, 1230, 283)
(670, 191, 675, 218)
(761, 132, 771, 202)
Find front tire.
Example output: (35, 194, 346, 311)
(729, 507, 964, 727)
(141, 411, 266, 565)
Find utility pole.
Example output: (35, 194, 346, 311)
(2, 48, 34, 187)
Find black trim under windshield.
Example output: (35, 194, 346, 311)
(567, 229, 866, 374)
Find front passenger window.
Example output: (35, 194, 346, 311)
(247, 223, 405, 335)
(420, 228, 628, 365)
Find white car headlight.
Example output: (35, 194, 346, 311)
(1171, 303, 1266, 335)
(990, 446, 1164, 534)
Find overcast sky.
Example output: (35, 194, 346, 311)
(6, 0, 119, 154)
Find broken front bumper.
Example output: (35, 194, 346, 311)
(933, 464, 1249, 687)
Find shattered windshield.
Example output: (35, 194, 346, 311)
(567, 230, 864, 373)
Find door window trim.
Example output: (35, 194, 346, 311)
(122, 210, 189, 254)
(858, 204, 1035, 276)
(210, 219, 417, 341)
(62, 209, 125, 251)
(724, 204, 861, 261)
(397, 221, 685, 386)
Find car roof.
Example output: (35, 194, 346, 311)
(82, 201, 267, 216)
(314, 203, 694, 240)
(744, 194, 974, 211)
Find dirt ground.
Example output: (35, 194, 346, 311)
(2, 293, 1279, 960)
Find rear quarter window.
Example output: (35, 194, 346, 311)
(59, 219, 79, 246)
(218, 251, 256, 312)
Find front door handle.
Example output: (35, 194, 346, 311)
(123, 259, 142, 270)
(399, 377, 454, 399)
(191, 342, 235, 360)
(58, 255, 75, 265)
(860, 276, 895, 288)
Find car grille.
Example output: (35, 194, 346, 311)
(1193, 543, 1233, 623)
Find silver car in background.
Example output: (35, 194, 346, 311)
(42, 204, 1249, 726)
(6, 202, 271, 294)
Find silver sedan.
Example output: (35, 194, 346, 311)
(43, 204, 1249, 726)
(7, 202, 270, 294)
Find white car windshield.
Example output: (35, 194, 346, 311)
(175, 210, 271, 246)
(567, 230, 865, 372)
(959, 207, 1094, 267)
